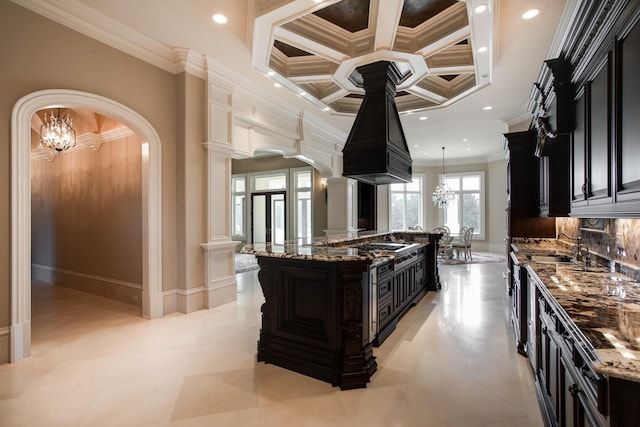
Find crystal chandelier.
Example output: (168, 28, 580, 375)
(432, 146, 454, 208)
(40, 109, 76, 153)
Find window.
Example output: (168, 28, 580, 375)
(389, 176, 424, 230)
(292, 168, 312, 242)
(440, 172, 484, 239)
(231, 175, 246, 238)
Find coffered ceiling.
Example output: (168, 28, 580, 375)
(253, 0, 492, 115)
(15, 0, 572, 163)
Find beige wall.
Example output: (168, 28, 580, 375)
(176, 73, 206, 292)
(1, 2, 181, 347)
(31, 134, 143, 303)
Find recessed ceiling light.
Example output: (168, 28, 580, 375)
(406, 110, 413, 114)
(477, 46, 488, 53)
(274, 82, 282, 88)
(522, 9, 540, 19)
(463, 139, 468, 142)
(313, 0, 323, 3)
(414, 144, 419, 148)
(424, 152, 429, 156)
(212, 13, 228, 24)
(323, 107, 330, 111)
(474, 4, 487, 14)
(267, 71, 275, 76)
(482, 105, 493, 111)
(419, 116, 428, 121)
(467, 148, 471, 151)
(300, 91, 307, 96)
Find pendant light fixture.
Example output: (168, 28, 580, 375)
(432, 146, 454, 208)
(39, 108, 76, 154)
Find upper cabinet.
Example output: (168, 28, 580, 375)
(530, 0, 640, 218)
(615, 14, 640, 210)
(571, 51, 613, 214)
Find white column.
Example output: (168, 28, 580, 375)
(324, 176, 359, 236)
(201, 142, 240, 307)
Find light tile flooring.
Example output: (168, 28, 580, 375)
(0, 262, 543, 427)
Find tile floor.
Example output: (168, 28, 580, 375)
(0, 261, 543, 427)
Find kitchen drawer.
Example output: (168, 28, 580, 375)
(378, 277, 392, 299)
(378, 295, 393, 327)
(377, 261, 393, 278)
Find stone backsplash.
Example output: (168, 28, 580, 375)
(557, 217, 640, 269)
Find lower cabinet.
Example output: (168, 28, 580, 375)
(528, 269, 607, 426)
(511, 253, 528, 356)
(374, 250, 426, 346)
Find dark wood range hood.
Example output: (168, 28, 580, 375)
(342, 61, 413, 185)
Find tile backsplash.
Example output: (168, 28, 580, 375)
(557, 217, 640, 268)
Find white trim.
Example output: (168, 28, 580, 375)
(11, 89, 163, 362)
(31, 264, 142, 290)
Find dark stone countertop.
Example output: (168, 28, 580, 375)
(511, 238, 640, 382)
(241, 231, 434, 266)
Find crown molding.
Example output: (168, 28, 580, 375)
(11, 0, 178, 73)
(174, 48, 207, 79)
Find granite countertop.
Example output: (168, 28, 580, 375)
(511, 238, 640, 382)
(241, 231, 434, 265)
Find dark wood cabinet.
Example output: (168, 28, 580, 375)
(614, 13, 640, 212)
(374, 249, 426, 346)
(568, 1, 640, 217)
(571, 56, 613, 213)
(534, 58, 571, 217)
(510, 252, 528, 356)
(529, 1, 640, 217)
(256, 257, 377, 390)
(503, 132, 555, 302)
(529, 271, 612, 427)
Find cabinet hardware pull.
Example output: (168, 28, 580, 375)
(562, 332, 574, 344)
(569, 383, 580, 397)
(580, 365, 598, 383)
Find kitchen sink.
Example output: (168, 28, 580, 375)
(526, 254, 574, 264)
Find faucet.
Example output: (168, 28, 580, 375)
(558, 232, 583, 258)
(576, 242, 592, 268)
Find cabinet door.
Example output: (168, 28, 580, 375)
(527, 276, 538, 372)
(540, 323, 560, 422)
(572, 93, 587, 204)
(560, 355, 577, 427)
(616, 17, 640, 203)
(538, 156, 550, 215)
(587, 57, 611, 202)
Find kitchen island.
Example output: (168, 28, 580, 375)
(242, 231, 440, 389)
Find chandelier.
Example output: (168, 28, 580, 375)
(432, 146, 454, 208)
(40, 109, 76, 153)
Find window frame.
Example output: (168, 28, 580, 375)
(437, 171, 485, 240)
(388, 174, 426, 231)
(290, 167, 314, 242)
(231, 174, 247, 240)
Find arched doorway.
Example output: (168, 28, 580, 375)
(10, 89, 163, 362)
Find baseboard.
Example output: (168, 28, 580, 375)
(31, 264, 142, 306)
(0, 327, 9, 364)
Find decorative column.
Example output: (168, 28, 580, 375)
(200, 62, 241, 308)
(324, 176, 359, 236)
(201, 142, 239, 307)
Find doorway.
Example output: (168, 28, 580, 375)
(10, 89, 163, 363)
(251, 191, 286, 244)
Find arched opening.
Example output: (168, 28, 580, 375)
(10, 89, 163, 362)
